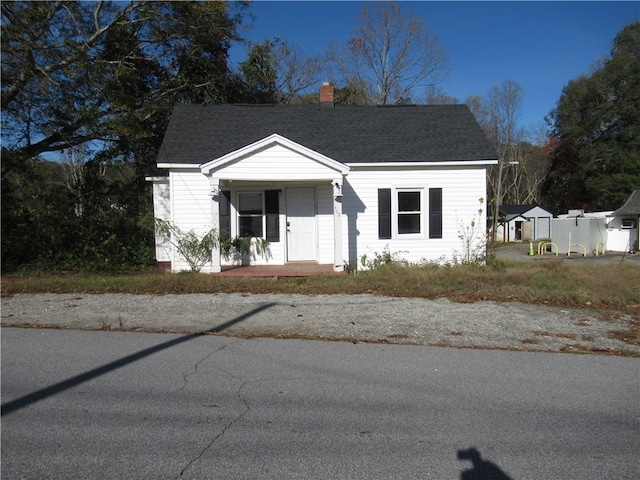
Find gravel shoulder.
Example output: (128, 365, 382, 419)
(2, 293, 638, 356)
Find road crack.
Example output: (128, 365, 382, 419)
(176, 374, 310, 478)
(177, 340, 239, 392)
(177, 378, 250, 478)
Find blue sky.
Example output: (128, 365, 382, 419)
(230, 1, 639, 132)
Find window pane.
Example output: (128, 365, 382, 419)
(398, 191, 420, 212)
(239, 216, 263, 237)
(398, 214, 420, 234)
(238, 193, 263, 214)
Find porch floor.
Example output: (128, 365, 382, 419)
(216, 263, 344, 277)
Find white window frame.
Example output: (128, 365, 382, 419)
(621, 218, 635, 229)
(237, 191, 265, 238)
(392, 188, 424, 239)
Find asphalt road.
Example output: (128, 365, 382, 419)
(2, 328, 639, 479)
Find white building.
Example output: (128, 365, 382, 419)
(608, 190, 640, 252)
(496, 205, 553, 242)
(147, 84, 498, 272)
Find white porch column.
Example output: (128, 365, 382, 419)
(209, 177, 222, 273)
(332, 178, 344, 272)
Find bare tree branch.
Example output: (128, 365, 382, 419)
(326, 2, 448, 105)
(2, 1, 141, 108)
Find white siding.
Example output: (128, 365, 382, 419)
(343, 165, 488, 266)
(170, 170, 213, 271)
(159, 162, 490, 270)
(607, 216, 638, 252)
(152, 181, 171, 262)
(552, 217, 608, 254)
(522, 206, 553, 240)
(214, 144, 340, 181)
(316, 183, 335, 264)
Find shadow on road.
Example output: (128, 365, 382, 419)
(1, 302, 276, 416)
(458, 447, 513, 480)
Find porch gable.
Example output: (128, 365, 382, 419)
(200, 133, 350, 181)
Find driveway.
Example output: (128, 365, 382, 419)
(495, 241, 640, 264)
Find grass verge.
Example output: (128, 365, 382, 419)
(2, 260, 639, 312)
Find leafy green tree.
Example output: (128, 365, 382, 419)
(1, 147, 157, 272)
(543, 22, 640, 212)
(1, 1, 247, 158)
(1, 151, 76, 271)
(239, 38, 322, 104)
(1, 0, 249, 272)
(239, 40, 280, 103)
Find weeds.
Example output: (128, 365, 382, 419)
(452, 198, 487, 266)
(154, 220, 217, 273)
(359, 246, 407, 270)
(2, 261, 639, 310)
(220, 236, 270, 262)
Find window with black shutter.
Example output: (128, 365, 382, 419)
(378, 188, 391, 239)
(219, 190, 231, 241)
(265, 190, 280, 242)
(429, 188, 442, 239)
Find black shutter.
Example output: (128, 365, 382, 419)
(429, 188, 442, 239)
(378, 188, 392, 239)
(219, 190, 231, 241)
(265, 190, 280, 242)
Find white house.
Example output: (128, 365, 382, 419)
(147, 84, 498, 272)
(496, 205, 553, 242)
(607, 189, 640, 252)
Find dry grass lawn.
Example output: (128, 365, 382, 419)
(3, 259, 639, 312)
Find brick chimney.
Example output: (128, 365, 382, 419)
(319, 82, 334, 106)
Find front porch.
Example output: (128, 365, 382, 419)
(201, 133, 350, 274)
(215, 263, 345, 277)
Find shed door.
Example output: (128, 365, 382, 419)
(537, 217, 551, 239)
(286, 187, 317, 261)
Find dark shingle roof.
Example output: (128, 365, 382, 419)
(156, 103, 498, 165)
(500, 205, 539, 216)
(613, 190, 640, 216)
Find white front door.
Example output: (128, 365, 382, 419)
(286, 187, 317, 261)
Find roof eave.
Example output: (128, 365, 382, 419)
(346, 159, 498, 168)
(157, 163, 200, 169)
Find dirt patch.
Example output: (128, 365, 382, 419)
(608, 326, 640, 346)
